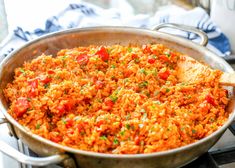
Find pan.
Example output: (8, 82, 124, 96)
(0, 23, 235, 168)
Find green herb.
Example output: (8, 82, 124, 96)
(110, 95, 118, 103)
(151, 105, 156, 110)
(126, 124, 131, 130)
(125, 113, 131, 120)
(61, 56, 68, 60)
(152, 54, 157, 59)
(113, 138, 119, 145)
(139, 68, 147, 75)
(192, 129, 197, 134)
(127, 47, 132, 53)
(27, 97, 31, 101)
(36, 123, 40, 129)
(107, 48, 113, 54)
(166, 88, 170, 92)
(164, 51, 171, 57)
(153, 100, 161, 105)
(44, 83, 49, 89)
(152, 68, 157, 76)
(124, 78, 129, 83)
(62, 118, 67, 124)
(19, 68, 26, 75)
(100, 135, 107, 140)
(111, 64, 116, 68)
(134, 58, 140, 63)
(80, 131, 85, 136)
(144, 91, 150, 97)
(120, 131, 125, 136)
(138, 81, 148, 88)
(97, 99, 103, 103)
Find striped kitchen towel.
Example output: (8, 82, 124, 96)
(0, 1, 231, 59)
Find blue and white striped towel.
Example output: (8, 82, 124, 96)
(0, 1, 231, 59)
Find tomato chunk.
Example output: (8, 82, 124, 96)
(148, 57, 156, 64)
(49, 132, 62, 143)
(47, 70, 55, 74)
(95, 80, 104, 89)
(28, 79, 38, 97)
(104, 98, 114, 110)
(40, 76, 52, 84)
(96, 47, 109, 62)
(158, 70, 170, 80)
(65, 118, 74, 128)
(76, 54, 89, 65)
(206, 94, 216, 106)
(159, 55, 169, 62)
(142, 44, 152, 54)
(14, 97, 29, 117)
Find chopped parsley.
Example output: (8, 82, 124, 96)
(113, 138, 119, 145)
(139, 68, 147, 75)
(120, 131, 125, 136)
(36, 123, 41, 129)
(127, 47, 132, 53)
(19, 68, 26, 75)
(100, 135, 107, 140)
(111, 64, 116, 68)
(138, 81, 148, 88)
(126, 124, 131, 130)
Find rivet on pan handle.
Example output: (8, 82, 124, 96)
(152, 23, 209, 47)
(0, 118, 72, 167)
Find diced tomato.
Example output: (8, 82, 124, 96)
(96, 47, 109, 62)
(77, 122, 87, 132)
(104, 98, 114, 110)
(95, 80, 104, 89)
(124, 70, 132, 78)
(134, 136, 140, 145)
(131, 54, 138, 59)
(96, 120, 104, 127)
(28, 79, 38, 97)
(64, 99, 75, 111)
(67, 129, 74, 134)
(49, 132, 62, 143)
(14, 97, 29, 117)
(57, 99, 74, 115)
(47, 70, 55, 74)
(57, 104, 66, 115)
(40, 76, 52, 84)
(65, 118, 74, 128)
(148, 57, 156, 64)
(142, 44, 152, 54)
(170, 52, 177, 58)
(28, 79, 38, 88)
(205, 94, 216, 106)
(76, 54, 89, 65)
(159, 55, 169, 62)
(158, 70, 170, 80)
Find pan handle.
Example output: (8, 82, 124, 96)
(152, 23, 208, 47)
(0, 118, 71, 167)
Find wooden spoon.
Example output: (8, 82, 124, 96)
(177, 55, 235, 86)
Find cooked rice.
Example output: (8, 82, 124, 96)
(4, 44, 229, 154)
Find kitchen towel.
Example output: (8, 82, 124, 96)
(0, 1, 231, 59)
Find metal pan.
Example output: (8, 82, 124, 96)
(0, 23, 234, 168)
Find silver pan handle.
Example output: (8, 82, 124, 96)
(153, 23, 208, 47)
(0, 118, 71, 167)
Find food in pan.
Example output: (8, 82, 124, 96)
(4, 44, 229, 154)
